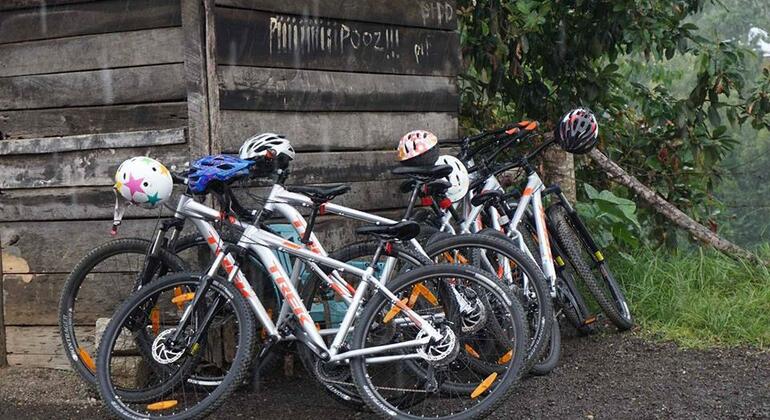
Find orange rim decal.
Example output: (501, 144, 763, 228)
(471, 372, 498, 399)
(383, 298, 408, 323)
(150, 306, 160, 335)
(465, 344, 480, 359)
(173, 287, 185, 310)
(171, 292, 195, 305)
(147, 400, 178, 411)
(78, 347, 96, 372)
(498, 350, 513, 365)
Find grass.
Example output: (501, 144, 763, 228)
(609, 247, 770, 349)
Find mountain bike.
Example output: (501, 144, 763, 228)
(96, 172, 530, 420)
(455, 122, 634, 331)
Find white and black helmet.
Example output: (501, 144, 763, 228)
(435, 155, 470, 202)
(239, 133, 296, 161)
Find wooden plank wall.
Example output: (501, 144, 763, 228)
(0, 0, 193, 368)
(212, 0, 460, 212)
(0, 0, 460, 368)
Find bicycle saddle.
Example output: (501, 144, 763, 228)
(471, 190, 504, 208)
(399, 178, 451, 195)
(288, 184, 351, 204)
(356, 220, 421, 241)
(392, 165, 453, 182)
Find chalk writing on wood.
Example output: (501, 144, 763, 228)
(268, 16, 402, 60)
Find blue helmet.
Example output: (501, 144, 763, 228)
(187, 155, 255, 194)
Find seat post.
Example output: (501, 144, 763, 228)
(402, 182, 423, 220)
(302, 205, 320, 244)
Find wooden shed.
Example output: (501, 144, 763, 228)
(0, 0, 459, 368)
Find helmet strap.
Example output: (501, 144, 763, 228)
(111, 189, 131, 236)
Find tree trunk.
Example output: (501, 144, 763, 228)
(541, 146, 576, 202)
(588, 148, 763, 264)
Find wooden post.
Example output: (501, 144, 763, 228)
(0, 231, 7, 367)
(203, 0, 221, 154)
(182, 0, 211, 158)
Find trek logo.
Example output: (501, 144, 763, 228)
(269, 265, 313, 326)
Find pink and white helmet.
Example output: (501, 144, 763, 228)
(397, 130, 439, 166)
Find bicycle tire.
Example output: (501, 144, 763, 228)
(425, 232, 553, 373)
(59, 238, 187, 387)
(296, 240, 431, 410)
(529, 315, 561, 376)
(96, 273, 256, 419)
(547, 206, 633, 330)
(349, 263, 528, 420)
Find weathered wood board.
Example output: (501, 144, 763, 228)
(215, 7, 460, 76)
(0, 0, 180, 44)
(0, 128, 186, 156)
(0, 64, 186, 111)
(0, 103, 187, 140)
(0, 144, 190, 190)
(218, 66, 457, 112)
(215, 0, 458, 30)
(219, 111, 458, 152)
(0, 177, 407, 222)
(0, 27, 183, 77)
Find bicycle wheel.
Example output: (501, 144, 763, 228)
(547, 205, 633, 330)
(529, 315, 560, 376)
(59, 238, 187, 387)
(425, 232, 553, 373)
(349, 263, 528, 419)
(96, 273, 256, 419)
(296, 240, 430, 410)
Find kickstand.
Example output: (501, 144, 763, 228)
(248, 340, 277, 392)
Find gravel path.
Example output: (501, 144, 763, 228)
(1, 333, 768, 419)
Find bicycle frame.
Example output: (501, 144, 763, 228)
(173, 194, 447, 364)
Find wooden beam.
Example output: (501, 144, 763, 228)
(0, 0, 180, 44)
(204, 0, 221, 153)
(0, 27, 184, 77)
(182, 0, 211, 158)
(0, 229, 6, 366)
(219, 111, 458, 152)
(0, 219, 182, 275)
(0, 0, 94, 12)
(215, 0, 458, 30)
(0, 64, 186, 111)
(218, 66, 458, 112)
(0, 144, 190, 189)
(0, 102, 188, 140)
(0, 169, 403, 221)
(0, 208, 404, 276)
(6, 354, 71, 370)
(0, 128, 186, 156)
(215, 7, 461, 76)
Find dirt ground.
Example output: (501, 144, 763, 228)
(1, 333, 768, 419)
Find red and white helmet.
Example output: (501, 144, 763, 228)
(397, 130, 439, 166)
(435, 155, 469, 202)
(556, 108, 599, 154)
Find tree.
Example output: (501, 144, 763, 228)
(458, 0, 770, 253)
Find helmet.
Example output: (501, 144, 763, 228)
(397, 130, 439, 166)
(187, 155, 254, 194)
(555, 108, 599, 154)
(239, 133, 295, 161)
(435, 155, 469, 202)
(114, 157, 173, 209)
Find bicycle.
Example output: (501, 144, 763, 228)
(95, 159, 531, 419)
